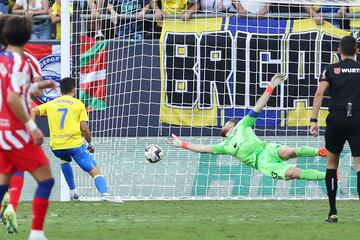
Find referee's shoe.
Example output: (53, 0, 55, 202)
(325, 214, 338, 223)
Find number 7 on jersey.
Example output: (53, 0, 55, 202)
(58, 108, 68, 129)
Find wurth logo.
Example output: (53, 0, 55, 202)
(335, 68, 360, 74)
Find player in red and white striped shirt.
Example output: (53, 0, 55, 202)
(0, 16, 54, 240)
(0, 15, 56, 233)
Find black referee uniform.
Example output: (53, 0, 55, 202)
(311, 35, 360, 223)
(321, 58, 360, 157)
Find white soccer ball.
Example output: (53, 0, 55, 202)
(144, 144, 163, 163)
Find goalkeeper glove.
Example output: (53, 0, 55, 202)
(270, 73, 286, 88)
(167, 134, 189, 149)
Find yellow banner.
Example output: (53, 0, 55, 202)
(159, 18, 224, 127)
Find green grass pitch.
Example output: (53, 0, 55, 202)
(1, 200, 359, 240)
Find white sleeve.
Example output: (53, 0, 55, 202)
(15, 0, 25, 7)
(25, 52, 42, 79)
(9, 53, 27, 93)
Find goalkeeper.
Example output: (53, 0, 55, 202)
(168, 74, 327, 181)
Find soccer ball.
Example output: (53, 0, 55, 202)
(144, 144, 163, 163)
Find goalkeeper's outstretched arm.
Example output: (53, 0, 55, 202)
(167, 134, 213, 153)
(252, 73, 286, 114)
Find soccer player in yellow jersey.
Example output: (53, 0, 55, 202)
(31, 77, 122, 203)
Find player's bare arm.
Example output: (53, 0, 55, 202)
(167, 133, 213, 153)
(30, 107, 40, 120)
(310, 81, 329, 136)
(80, 121, 95, 153)
(8, 89, 43, 145)
(29, 80, 57, 99)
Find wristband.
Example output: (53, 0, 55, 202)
(310, 118, 318, 123)
(88, 142, 93, 146)
(25, 119, 38, 131)
(181, 141, 189, 149)
(266, 85, 274, 95)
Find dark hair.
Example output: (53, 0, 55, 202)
(60, 77, 76, 94)
(339, 36, 358, 56)
(0, 15, 11, 46)
(3, 16, 32, 47)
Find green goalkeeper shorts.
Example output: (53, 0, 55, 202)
(256, 143, 294, 180)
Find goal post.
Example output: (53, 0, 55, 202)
(62, 0, 360, 200)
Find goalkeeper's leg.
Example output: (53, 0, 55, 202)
(285, 167, 325, 181)
(278, 146, 327, 160)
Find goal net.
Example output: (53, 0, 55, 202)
(63, 0, 360, 200)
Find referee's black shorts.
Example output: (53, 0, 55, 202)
(325, 111, 360, 157)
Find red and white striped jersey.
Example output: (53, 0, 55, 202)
(0, 48, 42, 81)
(24, 51, 41, 80)
(0, 51, 34, 150)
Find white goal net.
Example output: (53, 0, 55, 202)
(62, 0, 360, 200)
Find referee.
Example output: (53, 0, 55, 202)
(310, 35, 360, 223)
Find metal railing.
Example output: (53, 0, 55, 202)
(79, 12, 360, 20)
(18, 10, 360, 42)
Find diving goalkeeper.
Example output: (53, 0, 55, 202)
(167, 74, 326, 181)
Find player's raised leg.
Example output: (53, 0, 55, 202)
(278, 147, 326, 181)
(278, 146, 327, 159)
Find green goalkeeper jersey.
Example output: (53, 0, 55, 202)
(211, 116, 265, 168)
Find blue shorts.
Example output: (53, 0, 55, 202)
(52, 144, 97, 172)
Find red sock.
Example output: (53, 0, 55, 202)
(9, 175, 24, 211)
(32, 197, 49, 230)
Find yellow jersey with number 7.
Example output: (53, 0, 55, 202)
(37, 95, 89, 150)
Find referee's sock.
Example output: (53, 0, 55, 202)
(326, 169, 338, 216)
(295, 146, 318, 157)
(60, 161, 76, 190)
(357, 171, 360, 200)
(300, 170, 325, 180)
